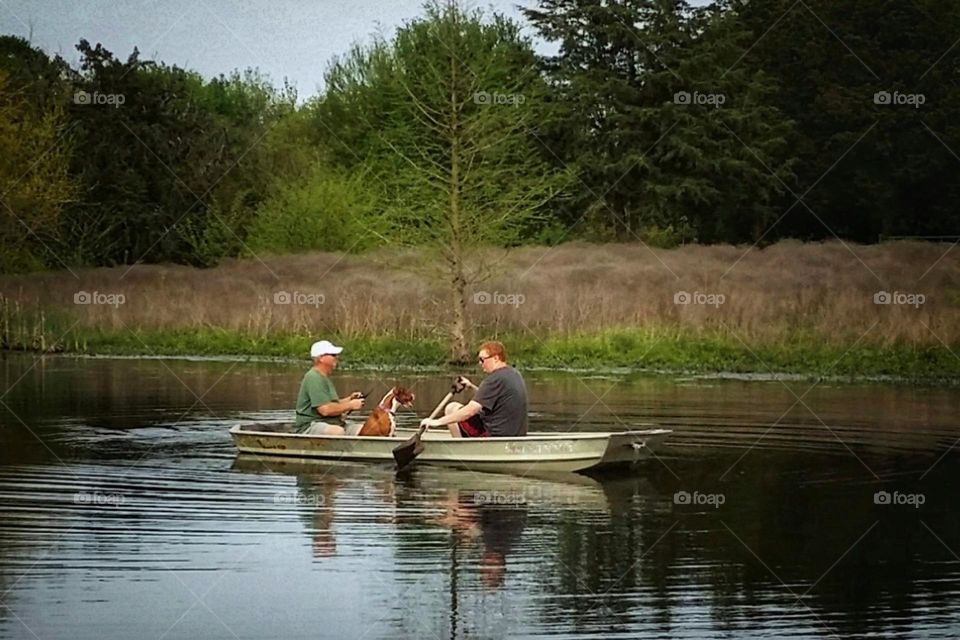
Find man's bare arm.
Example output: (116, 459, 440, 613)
(423, 400, 482, 428)
(317, 397, 364, 417)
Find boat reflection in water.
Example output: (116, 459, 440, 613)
(229, 454, 636, 593)
(293, 475, 341, 558)
(235, 451, 960, 639)
(230, 453, 656, 637)
(431, 486, 528, 590)
(285, 464, 402, 560)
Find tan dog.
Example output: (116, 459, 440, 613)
(358, 386, 415, 437)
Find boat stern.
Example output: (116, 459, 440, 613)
(597, 428, 672, 468)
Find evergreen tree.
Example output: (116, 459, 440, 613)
(525, 0, 797, 243)
(735, 0, 960, 241)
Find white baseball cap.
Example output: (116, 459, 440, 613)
(310, 340, 344, 358)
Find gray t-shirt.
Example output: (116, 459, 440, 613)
(473, 366, 528, 437)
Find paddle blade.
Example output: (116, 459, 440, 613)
(394, 387, 453, 471)
(392, 433, 423, 470)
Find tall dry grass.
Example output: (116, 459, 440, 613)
(1, 240, 957, 346)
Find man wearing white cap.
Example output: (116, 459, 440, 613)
(294, 340, 365, 435)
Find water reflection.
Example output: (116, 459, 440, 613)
(294, 475, 341, 557)
(233, 451, 960, 638)
(235, 455, 538, 588)
(431, 489, 527, 590)
(2, 354, 960, 638)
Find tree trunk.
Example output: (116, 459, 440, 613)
(446, 23, 470, 366)
(449, 268, 469, 364)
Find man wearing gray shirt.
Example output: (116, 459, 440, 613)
(419, 341, 528, 437)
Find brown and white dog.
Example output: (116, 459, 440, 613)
(358, 386, 415, 437)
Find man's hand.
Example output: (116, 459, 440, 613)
(346, 397, 365, 411)
(420, 417, 443, 429)
(457, 376, 477, 390)
(349, 391, 365, 400)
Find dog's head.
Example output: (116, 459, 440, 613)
(391, 386, 415, 407)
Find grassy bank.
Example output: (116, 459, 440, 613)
(3, 322, 957, 383)
(2, 241, 958, 383)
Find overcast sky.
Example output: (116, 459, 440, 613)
(2, 0, 712, 98)
(0, 0, 560, 98)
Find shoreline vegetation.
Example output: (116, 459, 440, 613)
(4, 2, 960, 377)
(2, 241, 958, 384)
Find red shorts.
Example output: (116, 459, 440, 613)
(458, 415, 489, 438)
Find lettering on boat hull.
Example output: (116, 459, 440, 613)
(503, 441, 575, 456)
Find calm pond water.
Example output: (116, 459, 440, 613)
(1, 354, 959, 639)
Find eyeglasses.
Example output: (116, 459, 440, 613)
(478, 354, 493, 364)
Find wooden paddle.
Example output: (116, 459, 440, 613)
(393, 379, 464, 471)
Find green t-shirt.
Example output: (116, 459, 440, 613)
(294, 369, 342, 431)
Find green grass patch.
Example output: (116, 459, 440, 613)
(3, 318, 958, 383)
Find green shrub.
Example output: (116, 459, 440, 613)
(246, 164, 378, 254)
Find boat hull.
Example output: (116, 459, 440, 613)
(229, 424, 671, 474)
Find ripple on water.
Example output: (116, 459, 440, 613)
(1, 357, 959, 639)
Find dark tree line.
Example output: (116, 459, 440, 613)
(524, 0, 960, 243)
(0, 0, 957, 274)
